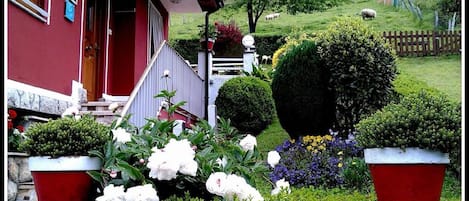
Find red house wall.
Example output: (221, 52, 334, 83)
(8, 2, 83, 95)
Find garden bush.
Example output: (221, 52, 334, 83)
(316, 17, 397, 137)
(355, 91, 461, 178)
(215, 76, 276, 135)
(271, 40, 335, 139)
(272, 32, 316, 68)
(213, 20, 244, 57)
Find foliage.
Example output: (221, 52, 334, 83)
(272, 32, 316, 68)
(264, 187, 376, 201)
(7, 108, 26, 152)
(316, 17, 397, 137)
(20, 114, 111, 158)
(271, 40, 335, 139)
(198, 22, 218, 40)
(355, 91, 461, 177)
(88, 90, 269, 200)
(341, 157, 372, 193)
(213, 20, 244, 57)
(243, 64, 275, 83)
(269, 133, 362, 188)
(215, 77, 275, 135)
(435, 0, 461, 29)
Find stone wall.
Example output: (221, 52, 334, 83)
(7, 152, 37, 201)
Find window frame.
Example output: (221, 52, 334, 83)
(9, 0, 51, 24)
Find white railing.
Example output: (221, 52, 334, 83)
(120, 41, 204, 127)
(211, 57, 244, 75)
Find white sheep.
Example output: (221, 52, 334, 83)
(360, 8, 376, 20)
(265, 13, 281, 20)
(261, 55, 272, 64)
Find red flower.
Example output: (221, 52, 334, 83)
(8, 109, 17, 119)
(16, 125, 25, 133)
(8, 120, 13, 129)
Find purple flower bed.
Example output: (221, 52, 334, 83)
(269, 132, 362, 188)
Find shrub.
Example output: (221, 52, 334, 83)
(269, 134, 362, 189)
(271, 40, 335, 139)
(341, 157, 372, 193)
(20, 114, 111, 158)
(215, 77, 275, 135)
(316, 17, 397, 137)
(355, 91, 461, 178)
(272, 32, 316, 68)
(213, 20, 244, 57)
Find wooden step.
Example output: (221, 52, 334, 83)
(80, 110, 116, 116)
(81, 101, 126, 107)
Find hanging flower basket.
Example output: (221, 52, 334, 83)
(364, 147, 449, 201)
(200, 38, 216, 51)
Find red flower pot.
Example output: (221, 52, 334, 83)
(365, 148, 449, 201)
(200, 38, 216, 51)
(29, 156, 102, 201)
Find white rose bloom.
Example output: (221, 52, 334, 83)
(112, 128, 132, 143)
(164, 139, 195, 157)
(206, 172, 228, 196)
(108, 102, 120, 112)
(267, 151, 281, 168)
(239, 134, 257, 151)
(224, 174, 247, 200)
(239, 186, 264, 201)
(95, 184, 126, 201)
(163, 69, 170, 77)
(271, 179, 291, 195)
(125, 184, 159, 201)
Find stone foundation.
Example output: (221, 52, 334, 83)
(7, 152, 37, 201)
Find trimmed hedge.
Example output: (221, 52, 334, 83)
(271, 40, 335, 139)
(215, 76, 275, 135)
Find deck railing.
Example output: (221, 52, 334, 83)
(120, 41, 204, 127)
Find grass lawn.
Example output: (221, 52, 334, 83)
(396, 55, 462, 102)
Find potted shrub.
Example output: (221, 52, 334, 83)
(355, 91, 461, 201)
(19, 110, 111, 201)
(198, 23, 218, 51)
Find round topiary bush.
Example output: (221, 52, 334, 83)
(271, 40, 336, 139)
(316, 17, 397, 136)
(215, 76, 275, 135)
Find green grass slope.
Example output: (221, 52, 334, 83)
(169, 0, 436, 39)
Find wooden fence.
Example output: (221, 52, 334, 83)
(382, 30, 461, 57)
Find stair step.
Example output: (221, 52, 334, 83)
(81, 101, 126, 107)
(80, 110, 117, 116)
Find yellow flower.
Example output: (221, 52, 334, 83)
(307, 146, 313, 151)
(311, 142, 318, 147)
(318, 145, 325, 150)
(337, 151, 343, 155)
(324, 135, 333, 141)
(289, 139, 295, 143)
(338, 163, 343, 168)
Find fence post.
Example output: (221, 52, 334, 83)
(433, 31, 440, 56)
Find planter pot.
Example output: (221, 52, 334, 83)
(29, 156, 101, 201)
(364, 147, 449, 201)
(200, 38, 216, 51)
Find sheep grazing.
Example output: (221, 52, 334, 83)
(360, 8, 376, 20)
(265, 13, 281, 20)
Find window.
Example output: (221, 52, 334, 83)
(10, 0, 50, 23)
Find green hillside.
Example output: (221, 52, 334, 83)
(169, 0, 439, 40)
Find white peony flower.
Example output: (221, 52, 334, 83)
(271, 179, 291, 195)
(125, 184, 159, 201)
(179, 159, 198, 176)
(95, 184, 126, 201)
(206, 172, 228, 196)
(267, 151, 281, 168)
(239, 134, 257, 151)
(112, 128, 132, 143)
(147, 149, 179, 181)
(108, 102, 120, 112)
